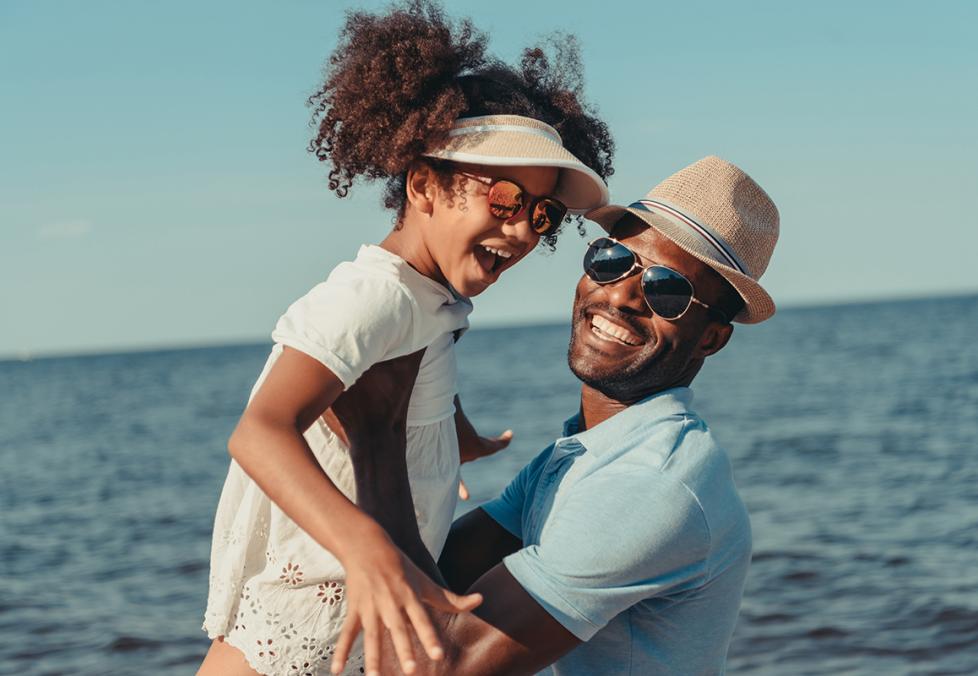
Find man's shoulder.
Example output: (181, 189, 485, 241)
(593, 404, 751, 565)
(607, 402, 715, 476)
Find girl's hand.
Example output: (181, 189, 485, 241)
(457, 429, 512, 500)
(459, 428, 513, 464)
(331, 525, 483, 676)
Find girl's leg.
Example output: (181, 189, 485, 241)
(197, 637, 263, 676)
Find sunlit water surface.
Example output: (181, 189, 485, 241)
(2, 294, 977, 675)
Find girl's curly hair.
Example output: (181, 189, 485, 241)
(307, 0, 614, 247)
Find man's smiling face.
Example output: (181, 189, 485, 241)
(567, 214, 737, 402)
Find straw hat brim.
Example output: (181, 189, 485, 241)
(424, 134, 608, 213)
(587, 204, 775, 324)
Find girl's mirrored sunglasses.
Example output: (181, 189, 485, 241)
(457, 172, 567, 237)
(583, 237, 728, 322)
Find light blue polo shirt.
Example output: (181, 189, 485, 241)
(481, 387, 751, 675)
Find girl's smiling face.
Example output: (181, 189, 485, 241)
(417, 162, 560, 297)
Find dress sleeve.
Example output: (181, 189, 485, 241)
(500, 470, 712, 641)
(271, 276, 416, 389)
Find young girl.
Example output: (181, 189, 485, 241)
(198, 2, 613, 675)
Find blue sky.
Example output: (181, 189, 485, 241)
(2, 0, 976, 357)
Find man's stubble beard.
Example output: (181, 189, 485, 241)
(566, 307, 693, 403)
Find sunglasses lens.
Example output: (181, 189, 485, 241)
(641, 266, 693, 318)
(487, 180, 523, 219)
(530, 198, 567, 235)
(583, 237, 636, 282)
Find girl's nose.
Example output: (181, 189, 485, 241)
(503, 209, 542, 247)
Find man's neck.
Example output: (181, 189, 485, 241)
(577, 371, 699, 431)
(578, 386, 627, 432)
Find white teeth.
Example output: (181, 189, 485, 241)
(591, 314, 641, 346)
(482, 245, 512, 259)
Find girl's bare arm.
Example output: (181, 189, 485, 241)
(227, 346, 480, 676)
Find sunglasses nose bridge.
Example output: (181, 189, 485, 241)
(501, 204, 544, 245)
(597, 267, 649, 314)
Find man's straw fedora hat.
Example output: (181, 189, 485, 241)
(423, 114, 609, 213)
(587, 156, 779, 323)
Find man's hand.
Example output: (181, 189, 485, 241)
(325, 349, 480, 674)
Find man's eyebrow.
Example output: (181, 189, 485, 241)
(630, 246, 658, 266)
(628, 242, 682, 272)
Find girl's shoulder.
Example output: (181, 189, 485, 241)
(329, 244, 473, 320)
(270, 244, 470, 388)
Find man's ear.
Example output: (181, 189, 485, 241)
(693, 321, 734, 359)
(405, 161, 437, 216)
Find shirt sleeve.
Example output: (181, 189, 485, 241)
(271, 275, 416, 389)
(480, 444, 554, 540)
(501, 469, 712, 641)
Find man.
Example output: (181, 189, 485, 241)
(376, 155, 779, 674)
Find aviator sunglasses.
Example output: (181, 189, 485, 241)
(583, 237, 728, 322)
(457, 172, 568, 237)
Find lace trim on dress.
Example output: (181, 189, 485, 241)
(203, 578, 366, 676)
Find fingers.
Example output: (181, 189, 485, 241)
(335, 541, 477, 675)
(362, 613, 381, 676)
(458, 478, 470, 501)
(331, 612, 361, 674)
(404, 599, 445, 662)
(383, 606, 417, 674)
(486, 429, 513, 453)
(441, 588, 483, 613)
(420, 578, 483, 613)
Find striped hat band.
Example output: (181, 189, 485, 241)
(629, 198, 751, 277)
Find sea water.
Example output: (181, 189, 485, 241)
(2, 294, 977, 675)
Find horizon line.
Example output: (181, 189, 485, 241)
(3, 289, 976, 364)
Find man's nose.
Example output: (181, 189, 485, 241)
(601, 273, 648, 314)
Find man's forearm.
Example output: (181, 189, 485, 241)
(380, 564, 581, 675)
(348, 428, 442, 581)
(329, 349, 443, 580)
(381, 610, 516, 676)
(439, 507, 521, 592)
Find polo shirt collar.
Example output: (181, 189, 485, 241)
(557, 387, 695, 457)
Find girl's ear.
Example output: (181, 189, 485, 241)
(405, 161, 437, 216)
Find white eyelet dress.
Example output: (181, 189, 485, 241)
(202, 245, 473, 676)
